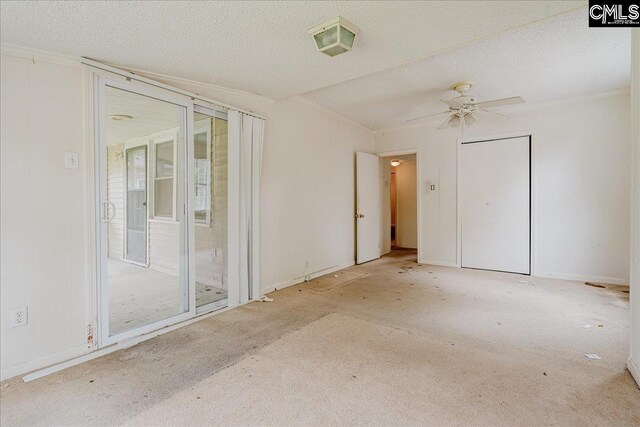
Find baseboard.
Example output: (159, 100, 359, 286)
(628, 357, 640, 388)
(407, 262, 629, 286)
(418, 259, 458, 268)
(1, 344, 90, 382)
(260, 261, 356, 295)
(534, 271, 628, 285)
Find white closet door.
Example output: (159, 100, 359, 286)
(460, 136, 530, 274)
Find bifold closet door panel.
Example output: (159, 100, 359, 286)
(460, 136, 530, 274)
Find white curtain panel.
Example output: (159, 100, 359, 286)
(250, 118, 264, 301)
(229, 110, 265, 305)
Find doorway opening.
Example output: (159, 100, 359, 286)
(382, 154, 418, 253)
(355, 150, 421, 265)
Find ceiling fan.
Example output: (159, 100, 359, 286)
(407, 81, 525, 129)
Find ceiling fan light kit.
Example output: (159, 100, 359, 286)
(407, 81, 526, 129)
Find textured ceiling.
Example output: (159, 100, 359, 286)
(0, 1, 584, 99)
(302, 10, 631, 130)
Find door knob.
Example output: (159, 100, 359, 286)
(355, 213, 365, 219)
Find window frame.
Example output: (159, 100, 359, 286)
(193, 118, 212, 225)
(150, 129, 179, 221)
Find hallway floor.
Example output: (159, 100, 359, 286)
(1, 251, 638, 426)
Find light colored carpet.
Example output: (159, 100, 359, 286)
(305, 270, 368, 292)
(1, 251, 638, 426)
(124, 312, 638, 426)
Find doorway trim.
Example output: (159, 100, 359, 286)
(456, 131, 535, 275)
(376, 148, 422, 262)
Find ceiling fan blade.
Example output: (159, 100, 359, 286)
(437, 115, 454, 130)
(441, 98, 462, 108)
(475, 96, 525, 109)
(477, 107, 510, 120)
(464, 114, 476, 127)
(405, 110, 451, 123)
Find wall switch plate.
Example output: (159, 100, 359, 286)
(211, 248, 217, 258)
(65, 151, 79, 169)
(10, 307, 28, 328)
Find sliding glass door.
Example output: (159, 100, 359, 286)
(193, 106, 229, 313)
(96, 77, 193, 345)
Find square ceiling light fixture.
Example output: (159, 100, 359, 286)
(308, 16, 359, 57)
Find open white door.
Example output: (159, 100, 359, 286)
(356, 152, 381, 264)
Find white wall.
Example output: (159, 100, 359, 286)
(1, 50, 91, 379)
(396, 161, 418, 249)
(380, 159, 392, 255)
(629, 29, 640, 386)
(259, 97, 373, 289)
(0, 46, 373, 379)
(375, 91, 631, 283)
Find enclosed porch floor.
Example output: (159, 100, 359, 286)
(108, 259, 227, 334)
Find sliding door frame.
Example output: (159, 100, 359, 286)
(192, 104, 234, 315)
(94, 76, 195, 347)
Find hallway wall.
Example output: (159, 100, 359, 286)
(396, 161, 417, 249)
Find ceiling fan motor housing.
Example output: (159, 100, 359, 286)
(457, 95, 476, 105)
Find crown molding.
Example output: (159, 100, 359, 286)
(0, 43, 81, 67)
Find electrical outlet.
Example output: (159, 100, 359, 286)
(10, 307, 28, 328)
